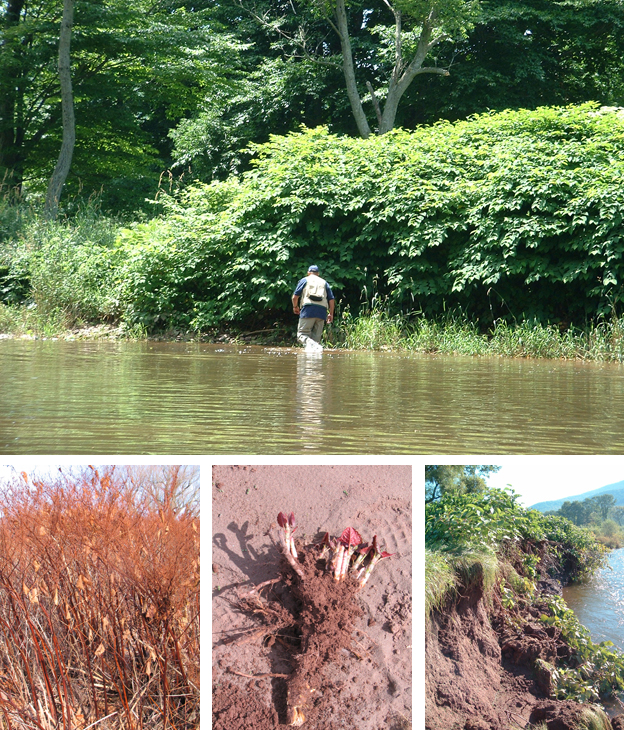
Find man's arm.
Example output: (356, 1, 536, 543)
(292, 294, 301, 315)
(327, 298, 335, 323)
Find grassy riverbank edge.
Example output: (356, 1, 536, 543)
(3, 303, 624, 362)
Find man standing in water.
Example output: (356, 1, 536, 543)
(292, 265, 335, 346)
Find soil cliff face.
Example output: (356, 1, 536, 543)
(426, 577, 623, 730)
(426, 582, 507, 730)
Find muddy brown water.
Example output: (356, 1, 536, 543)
(2, 339, 624, 454)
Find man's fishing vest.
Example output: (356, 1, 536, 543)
(301, 275, 329, 309)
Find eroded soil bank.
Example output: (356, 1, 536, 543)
(426, 573, 624, 730)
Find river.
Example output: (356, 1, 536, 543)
(563, 548, 624, 651)
(2, 340, 624, 454)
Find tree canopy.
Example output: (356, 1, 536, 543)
(2, 0, 624, 205)
(0, 0, 239, 210)
(425, 465, 500, 502)
(555, 494, 617, 526)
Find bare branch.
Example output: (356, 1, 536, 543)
(412, 67, 450, 77)
(235, 0, 342, 69)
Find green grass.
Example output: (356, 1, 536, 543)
(0, 301, 73, 338)
(425, 549, 456, 618)
(451, 549, 499, 594)
(328, 307, 624, 362)
(578, 707, 612, 730)
(425, 547, 500, 620)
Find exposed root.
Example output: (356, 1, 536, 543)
(239, 578, 281, 596)
(233, 543, 361, 726)
(229, 670, 291, 679)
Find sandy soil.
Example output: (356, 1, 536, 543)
(212, 465, 412, 730)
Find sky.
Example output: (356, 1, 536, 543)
(484, 456, 624, 507)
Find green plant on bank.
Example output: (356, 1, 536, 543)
(522, 553, 541, 580)
(0, 301, 76, 338)
(425, 487, 526, 552)
(539, 594, 624, 703)
(327, 306, 624, 361)
(328, 301, 405, 350)
(425, 550, 457, 617)
(3, 104, 624, 337)
(500, 582, 516, 610)
(425, 547, 499, 619)
(504, 568, 535, 598)
(578, 708, 612, 730)
(426, 486, 607, 605)
(0, 204, 122, 331)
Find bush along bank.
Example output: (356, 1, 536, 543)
(3, 103, 624, 350)
(425, 487, 624, 730)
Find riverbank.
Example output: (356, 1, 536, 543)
(426, 488, 624, 730)
(426, 565, 624, 730)
(2, 308, 624, 362)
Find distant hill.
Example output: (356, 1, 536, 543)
(531, 480, 624, 512)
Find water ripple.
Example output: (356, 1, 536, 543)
(1, 341, 624, 454)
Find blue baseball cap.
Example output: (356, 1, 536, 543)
(308, 265, 319, 273)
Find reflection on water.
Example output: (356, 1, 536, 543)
(296, 352, 325, 447)
(2, 340, 624, 454)
(563, 549, 624, 651)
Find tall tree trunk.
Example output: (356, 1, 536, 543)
(44, 0, 75, 219)
(0, 0, 27, 189)
(379, 12, 449, 134)
(334, 0, 372, 139)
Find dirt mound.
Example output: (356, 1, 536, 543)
(215, 545, 399, 729)
(212, 464, 412, 730)
(426, 576, 616, 730)
(286, 556, 362, 723)
(213, 681, 279, 730)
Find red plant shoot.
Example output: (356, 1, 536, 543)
(318, 532, 331, 562)
(277, 511, 298, 557)
(358, 535, 394, 588)
(335, 527, 361, 581)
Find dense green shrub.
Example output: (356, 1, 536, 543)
(117, 103, 624, 330)
(0, 209, 121, 326)
(3, 104, 624, 335)
(425, 486, 607, 581)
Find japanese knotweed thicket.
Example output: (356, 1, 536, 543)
(0, 467, 199, 730)
(115, 103, 624, 330)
